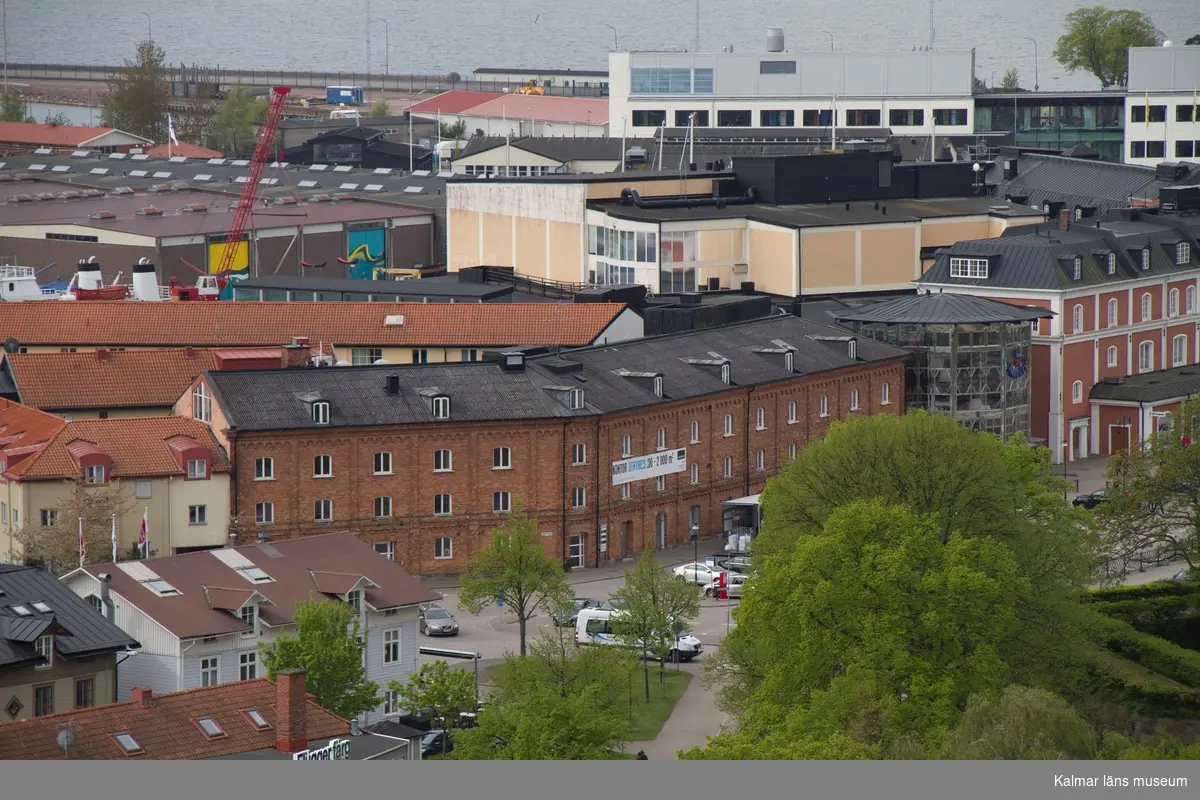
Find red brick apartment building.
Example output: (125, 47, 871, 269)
(174, 314, 907, 574)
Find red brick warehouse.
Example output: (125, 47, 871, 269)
(178, 313, 907, 574)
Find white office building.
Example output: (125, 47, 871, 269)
(608, 30, 976, 140)
(1125, 44, 1200, 166)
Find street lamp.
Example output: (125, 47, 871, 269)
(141, 12, 151, 43)
(374, 18, 389, 75)
(820, 30, 834, 52)
(690, 522, 699, 568)
(605, 24, 618, 51)
(1023, 36, 1039, 91)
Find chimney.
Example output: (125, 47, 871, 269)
(1058, 208, 1070, 231)
(131, 686, 153, 708)
(97, 572, 115, 622)
(95, 348, 108, 362)
(281, 342, 312, 369)
(275, 668, 309, 753)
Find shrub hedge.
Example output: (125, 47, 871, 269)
(1082, 609, 1200, 687)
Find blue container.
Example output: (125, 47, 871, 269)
(326, 85, 365, 105)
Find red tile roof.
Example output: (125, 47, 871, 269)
(0, 398, 68, 476)
(72, 533, 438, 639)
(10, 415, 232, 479)
(145, 142, 223, 159)
(0, 121, 148, 148)
(0, 678, 348, 760)
(460, 94, 610, 125)
(0, 301, 628, 348)
(405, 90, 504, 115)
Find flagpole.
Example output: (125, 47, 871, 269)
(78, 516, 84, 567)
(111, 512, 117, 563)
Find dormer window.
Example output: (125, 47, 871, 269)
(568, 388, 584, 410)
(720, 363, 731, 384)
(186, 458, 207, 479)
(312, 401, 330, 424)
(1142, 248, 1151, 270)
(784, 351, 794, 372)
(847, 340, 857, 360)
(432, 396, 450, 420)
(949, 256, 988, 279)
(345, 589, 361, 613)
(653, 376, 663, 397)
(239, 603, 257, 627)
(1072, 257, 1081, 281)
(85, 464, 106, 485)
(1178, 242, 1192, 265)
(1107, 253, 1116, 275)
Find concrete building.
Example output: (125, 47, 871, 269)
(1125, 44, 1200, 166)
(973, 90, 1127, 163)
(0, 563, 139, 723)
(409, 92, 610, 139)
(61, 533, 439, 723)
(174, 314, 907, 575)
(451, 136, 656, 177)
(0, 402, 233, 563)
(608, 34, 975, 139)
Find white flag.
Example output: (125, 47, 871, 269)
(111, 514, 118, 563)
(168, 114, 179, 145)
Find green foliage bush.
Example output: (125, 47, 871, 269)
(1084, 581, 1200, 603)
(1082, 609, 1200, 688)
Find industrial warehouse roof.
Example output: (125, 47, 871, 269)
(834, 292, 1054, 325)
(0, 121, 151, 148)
(0, 564, 139, 670)
(1088, 365, 1200, 405)
(201, 314, 908, 430)
(404, 90, 505, 115)
(459, 136, 656, 162)
(0, 301, 629, 348)
(454, 94, 610, 125)
(232, 273, 518, 302)
(67, 533, 439, 638)
(986, 153, 1200, 214)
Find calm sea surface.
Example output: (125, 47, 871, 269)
(4, 0, 1196, 89)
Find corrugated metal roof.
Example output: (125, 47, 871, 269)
(1090, 365, 1200, 404)
(459, 94, 610, 125)
(987, 153, 1200, 213)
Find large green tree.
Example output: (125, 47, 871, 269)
(939, 685, 1102, 759)
(610, 546, 701, 700)
(261, 598, 379, 719)
(388, 661, 475, 756)
(102, 41, 171, 140)
(211, 87, 268, 156)
(0, 89, 25, 123)
(1052, 7, 1162, 88)
(458, 500, 571, 656)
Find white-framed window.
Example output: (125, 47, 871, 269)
(351, 347, 383, 366)
(461, 348, 479, 362)
(720, 363, 731, 384)
(434, 493, 452, 515)
(493, 446, 511, 469)
(192, 383, 211, 422)
(35, 634, 52, 669)
(690, 421, 700, 443)
(689, 463, 699, 484)
(1177, 242, 1191, 265)
(1107, 253, 1116, 275)
(239, 604, 257, 627)
(188, 505, 207, 525)
(1139, 340, 1154, 372)
(568, 388, 585, 410)
(312, 401, 330, 425)
(1141, 292, 1152, 322)
(788, 442, 798, 459)
(1189, 286, 1198, 314)
(755, 407, 766, 430)
(1107, 298, 1118, 326)
(493, 491, 511, 513)
(621, 483, 631, 500)
(655, 475, 666, 492)
(1170, 288, 1180, 317)
(881, 382, 890, 405)
(722, 456, 732, 478)
(1107, 346, 1118, 367)
(383, 629, 400, 664)
(949, 257, 988, 279)
(656, 427, 666, 450)
(383, 690, 400, 715)
(1173, 334, 1188, 367)
(40, 509, 57, 527)
(345, 590, 361, 613)
(571, 443, 587, 465)
(1071, 381, 1083, 403)
(85, 465, 106, 485)
(653, 376, 664, 397)
(375, 451, 393, 474)
(1072, 257, 1081, 281)
(412, 349, 429, 364)
(1142, 248, 1151, 271)
(255, 502, 274, 524)
(374, 541, 395, 561)
(819, 393, 829, 418)
(571, 487, 586, 508)
(432, 396, 451, 420)
(254, 457, 273, 480)
(433, 449, 452, 472)
(850, 389, 860, 410)
(135, 479, 152, 498)
(621, 435, 632, 457)
(374, 496, 392, 518)
(755, 449, 765, 471)
(1072, 304, 1083, 331)
(723, 414, 733, 437)
(313, 454, 332, 477)
(435, 536, 453, 559)
(314, 498, 333, 521)
(239, 652, 257, 681)
(200, 656, 219, 687)
(787, 400, 797, 423)
(186, 458, 206, 479)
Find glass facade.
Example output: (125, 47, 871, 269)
(848, 320, 1033, 441)
(974, 95, 1125, 162)
(630, 68, 713, 95)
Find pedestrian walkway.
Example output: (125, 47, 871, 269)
(623, 661, 727, 760)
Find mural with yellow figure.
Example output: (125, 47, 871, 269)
(207, 240, 250, 300)
(342, 228, 387, 280)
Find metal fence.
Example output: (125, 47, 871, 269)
(3, 62, 609, 97)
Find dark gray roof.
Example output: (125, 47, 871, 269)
(919, 214, 1200, 291)
(1089, 366, 1200, 404)
(986, 153, 1200, 214)
(459, 136, 655, 162)
(205, 315, 909, 431)
(233, 274, 512, 302)
(835, 292, 1054, 324)
(0, 565, 139, 669)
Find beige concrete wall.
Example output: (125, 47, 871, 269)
(548, 221, 584, 283)
(448, 209, 480, 270)
(515, 217, 549, 278)
(480, 212, 513, 265)
(454, 146, 560, 168)
(0, 654, 119, 720)
(991, 216, 1043, 236)
(585, 178, 714, 200)
(698, 229, 736, 262)
(919, 218, 993, 249)
(860, 227, 919, 288)
(747, 227, 796, 296)
(169, 474, 231, 551)
(800, 229, 857, 290)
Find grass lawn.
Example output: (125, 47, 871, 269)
(626, 668, 693, 741)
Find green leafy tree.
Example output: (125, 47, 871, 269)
(0, 89, 25, 123)
(1187, 35, 1200, 46)
(610, 546, 701, 700)
(368, 97, 391, 117)
(102, 41, 171, 140)
(458, 499, 571, 656)
(212, 86, 268, 156)
(1052, 7, 1162, 88)
(999, 68, 1021, 91)
(388, 661, 475, 756)
(261, 598, 379, 719)
(1098, 395, 1200, 572)
(940, 685, 1099, 759)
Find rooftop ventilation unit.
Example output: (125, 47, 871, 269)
(766, 28, 785, 52)
(89, 210, 116, 220)
(135, 206, 164, 216)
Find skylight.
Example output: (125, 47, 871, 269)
(129, 154, 150, 161)
(363, 184, 384, 192)
(309, 164, 329, 172)
(89, 167, 111, 176)
(243, 708, 270, 730)
(192, 173, 214, 182)
(128, 169, 149, 178)
(70, 150, 92, 158)
(168, 156, 189, 164)
(372, 168, 393, 175)
(31, 601, 51, 613)
(243, 567, 273, 583)
(147, 579, 181, 596)
(113, 732, 143, 754)
(50, 165, 72, 173)
(9, 604, 31, 616)
(297, 180, 319, 188)
(410, 170, 431, 177)
(207, 158, 227, 165)
(32, 148, 53, 156)
(195, 716, 225, 738)
(332, 165, 353, 173)
(26, 164, 46, 172)
(231, 159, 250, 167)
(233, 176, 249, 184)
(338, 183, 359, 190)
(109, 152, 129, 160)
(152, 171, 173, 179)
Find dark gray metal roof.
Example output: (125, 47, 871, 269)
(459, 136, 656, 162)
(986, 153, 1200, 214)
(835, 292, 1054, 324)
(206, 315, 909, 431)
(0, 564, 139, 669)
(1089, 366, 1200, 404)
(233, 274, 511, 302)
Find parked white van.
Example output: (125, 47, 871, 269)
(574, 607, 703, 662)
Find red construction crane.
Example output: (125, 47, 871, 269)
(215, 85, 292, 279)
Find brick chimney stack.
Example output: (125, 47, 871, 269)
(1058, 208, 1071, 231)
(131, 686, 153, 708)
(275, 668, 308, 753)
(281, 337, 313, 369)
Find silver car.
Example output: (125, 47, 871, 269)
(419, 605, 459, 636)
(703, 573, 747, 599)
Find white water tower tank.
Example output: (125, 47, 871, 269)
(131, 258, 162, 301)
(766, 28, 785, 53)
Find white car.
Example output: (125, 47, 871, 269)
(673, 562, 718, 585)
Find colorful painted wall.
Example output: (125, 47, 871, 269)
(346, 228, 387, 280)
